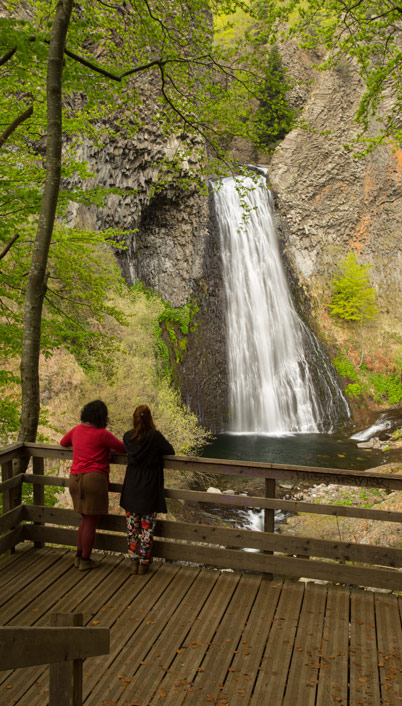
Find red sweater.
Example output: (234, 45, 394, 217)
(60, 424, 126, 476)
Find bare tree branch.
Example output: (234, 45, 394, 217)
(0, 234, 19, 260)
(0, 47, 17, 67)
(63, 46, 170, 80)
(156, 63, 236, 152)
(63, 46, 124, 80)
(0, 37, 36, 69)
(97, 0, 123, 9)
(142, 0, 170, 38)
(0, 105, 33, 149)
(44, 291, 89, 329)
(120, 58, 170, 78)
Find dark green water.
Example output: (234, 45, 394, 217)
(201, 432, 386, 471)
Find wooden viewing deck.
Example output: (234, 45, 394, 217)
(1, 544, 402, 706)
(1, 442, 402, 704)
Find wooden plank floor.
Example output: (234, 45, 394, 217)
(1, 545, 402, 705)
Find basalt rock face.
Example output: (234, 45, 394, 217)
(70, 127, 210, 310)
(70, 119, 228, 429)
(268, 42, 402, 309)
(174, 189, 229, 432)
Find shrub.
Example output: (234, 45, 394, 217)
(329, 252, 378, 323)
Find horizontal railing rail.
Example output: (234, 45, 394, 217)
(0, 612, 110, 706)
(3, 441, 402, 488)
(0, 625, 110, 671)
(1, 442, 402, 590)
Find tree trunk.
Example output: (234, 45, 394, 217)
(18, 0, 74, 442)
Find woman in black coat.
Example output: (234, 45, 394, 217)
(120, 404, 174, 574)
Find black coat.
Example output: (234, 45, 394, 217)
(119, 429, 174, 514)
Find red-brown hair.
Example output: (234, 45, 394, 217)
(129, 404, 156, 441)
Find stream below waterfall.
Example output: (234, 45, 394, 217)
(201, 431, 387, 470)
(190, 432, 398, 533)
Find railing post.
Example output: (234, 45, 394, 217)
(32, 456, 45, 548)
(11, 454, 23, 508)
(263, 478, 275, 578)
(49, 613, 83, 706)
(1, 459, 20, 553)
(264, 478, 275, 534)
(1, 460, 13, 514)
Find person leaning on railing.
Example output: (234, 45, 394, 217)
(120, 405, 174, 575)
(60, 399, 126, 571)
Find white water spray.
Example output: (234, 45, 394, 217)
(214, 174, 327, 434)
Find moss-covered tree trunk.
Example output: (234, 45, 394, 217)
(18, 0, 74, 442)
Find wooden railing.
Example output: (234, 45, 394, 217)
(0, 612, 109, 706)
(1, 442, 402, 590)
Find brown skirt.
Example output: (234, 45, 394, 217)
(69, 472, 109, 515)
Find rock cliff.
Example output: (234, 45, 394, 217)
(269, 42, 402, 310)
(69, 101, 228, 430)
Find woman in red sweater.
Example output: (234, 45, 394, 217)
(60, 399, 126, 571)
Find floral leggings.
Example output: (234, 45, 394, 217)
(125, 511, 157, 563)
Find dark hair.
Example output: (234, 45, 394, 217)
(80, 400, 109, 429)
(130, 404, 155, 441)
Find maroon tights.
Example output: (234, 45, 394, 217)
(77, 514, 99, 560)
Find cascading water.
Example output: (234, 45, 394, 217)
(213, 173, 350, 434)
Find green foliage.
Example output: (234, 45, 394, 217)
(344, 382, 363, 400)
(329, 252, 378, 323)
(0, 471, 62, 513)
(214, 6, 254, 46)
(22, 475, 63, 507)
(333, 354, 363, 398)
(157, 299, 199, 370)
(333, 355, 359, 381)
(43, 227, 128, 369)
(255, 46, 296, 150)
(370, 373, 402, 406)
(333, 355, 364, 399)
(333, 495, 354, 507)
(0, 231, 128, 439)
(252, 0, 402, 150)
(333, 353, 402, 404)
(46, 285, 210, 457)
(0, 371, 20, 440)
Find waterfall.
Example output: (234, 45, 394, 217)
(213, 173, 350, 434)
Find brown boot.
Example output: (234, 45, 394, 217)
(131, 559, 139, 575)
(138, 561, 150, 575)
(79, 558, 100, 571)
